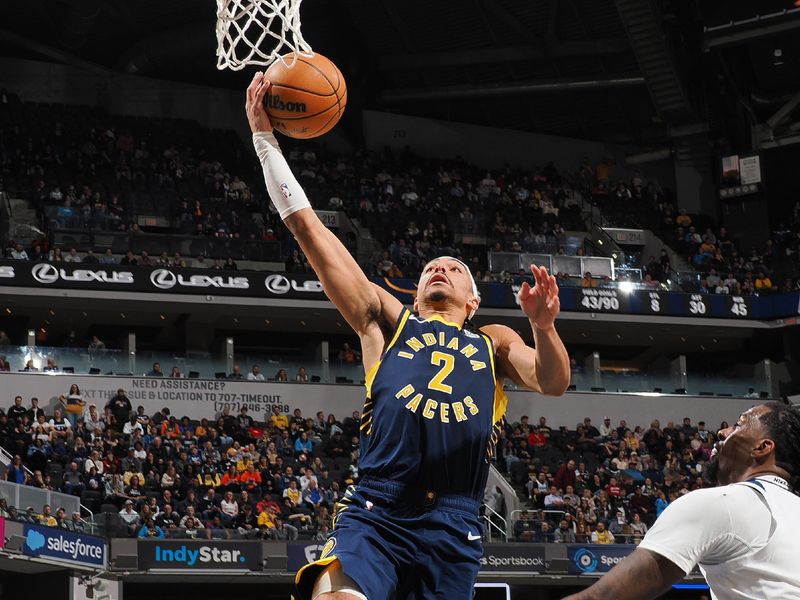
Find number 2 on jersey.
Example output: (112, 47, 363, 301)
(428, 351, 455, 394)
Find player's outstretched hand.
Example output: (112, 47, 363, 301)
(246, 72, 273, 134)
(517, 264, 560, 330)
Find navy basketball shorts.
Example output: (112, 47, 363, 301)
(296, 478, 484, 600)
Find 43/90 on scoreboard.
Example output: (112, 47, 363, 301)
(579, 289, 623, 312)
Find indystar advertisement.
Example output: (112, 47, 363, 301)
(480, 544, 546, 573)
(567, 544, 634, 574)
(22, 524, 105, 567)
(138, 540, 263, 570)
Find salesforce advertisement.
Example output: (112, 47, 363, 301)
(22, 524, 106, 568)
(567, 544, 633, 574)
(138, 540, 263, 571)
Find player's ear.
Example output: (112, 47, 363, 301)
(751, 438, 775, 460)
(467, 295, 480, 316)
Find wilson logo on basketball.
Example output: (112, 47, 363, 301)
(267, 94, 307, 113)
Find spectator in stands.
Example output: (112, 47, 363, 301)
(106, 388, 132, 432)
(0, 331, 10, 346)
(64, 248, 81, 263)
(169, 366, 184, 378)
(629, 512, 648, 542)
(296, 367, 309, 382)
(533, 522, 553, 543)
(544, 485, 566, 509)
(138, 518, 165, 538)
(591, 521, 615, 544)
(8, 396, 28, 422)
(116, 495, 139, 526)
(10, 243, 28, 260)
(88, 335, 106, 352)
(147, 362, 164, 377)
(338, 343, 361, 365)
(39, 504, 57, 527)
(581, 272, 597, 288)
(554, 459, 576, 491)
(754, 272, 772, 292)
(228, 365, 244, 379)
(275, 368, 288, 382)
(554, 519, 576, 543)
(295, 431, 313, 457)
(58, 384, 85, 426)
(6, 455, 26, 484)
(514, 510, 537, 542)
(247, 365, 265, 381)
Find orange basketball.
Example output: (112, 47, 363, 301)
(264, 52, 347, 139)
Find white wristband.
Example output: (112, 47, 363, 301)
(252, 131, 312, 220)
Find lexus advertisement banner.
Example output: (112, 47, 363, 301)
(0, 260, 325, 299)
(138, 540, 263, 571)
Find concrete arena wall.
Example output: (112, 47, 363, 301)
(1, 373, 759, 429)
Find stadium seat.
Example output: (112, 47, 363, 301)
(88, 368, 101, 375)
(188, 371, 200, 379)
(215, 372, 227, 379)
(100, 503, 119, 514)
(80, 490, 102, 513)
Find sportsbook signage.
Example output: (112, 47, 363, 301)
(0, 260, 796, 319)
(22, 523, 106, 568)
(567, 544, 633, 574)
(480, 544, 546, 573)
(138, 540, 262, 570)
(287, 542, 545, 574)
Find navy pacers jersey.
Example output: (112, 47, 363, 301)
(359, 308, 507, 500)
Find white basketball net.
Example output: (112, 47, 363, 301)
(215, 0, 314, 70)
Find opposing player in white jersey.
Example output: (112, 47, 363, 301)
(564, 402, 800, 600)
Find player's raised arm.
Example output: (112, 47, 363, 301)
(482, 265, 570, 395)
(246, 72, 401, 342)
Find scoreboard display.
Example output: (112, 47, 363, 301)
(564, 288, 754, 320)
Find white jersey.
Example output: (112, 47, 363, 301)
(639, 475, 800, 599)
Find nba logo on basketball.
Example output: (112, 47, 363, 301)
(280, 183, 292, 199)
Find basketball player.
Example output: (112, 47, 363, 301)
(245, 72, 570, 599)
(564, 402, 800, 600)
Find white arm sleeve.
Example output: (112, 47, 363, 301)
(638, 486, 768, 574)
(252, 132, 312, 220)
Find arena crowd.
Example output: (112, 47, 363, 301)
(0, 384, 728, 544)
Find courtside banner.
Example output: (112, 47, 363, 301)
(287, 541, 328, 571)
(138, 540, 262, 570)
(567, 544, 634, 574)
(289, 542, 547, 573)
(480, 544, 546, 573)
(22, 523, 105, 568)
